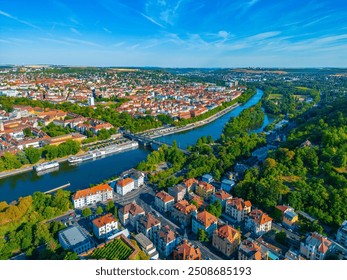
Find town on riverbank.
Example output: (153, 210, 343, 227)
(1, 67, 347, 261)
(0, 66, 253, 179)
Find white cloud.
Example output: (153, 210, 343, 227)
(70, 28, 81, 35)
(0, 9, 41, 30)
(40, 38, 75, 46)
(69, 17, 79, 25)
(246, 31, 281, 41)
(103, 27, 112, 34)
(140, 13, 165, 28)
(64, 38, 102, 47)
(218, 30, 229, 39)
(314, 34, 347, 44)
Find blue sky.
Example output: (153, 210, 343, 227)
(1, 0, 347, 67)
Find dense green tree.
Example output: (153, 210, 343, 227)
(41, 122, 73, 137)
(206, 201, 222, 218)
(1, 152, 22, 170)
(96, 206, 103, 215)
(64, 251, 79, 260)
(16, 151, 30, 165)
(275, 231, 287, 245)
(23, 127, 33, 137)
(106, 201, 115, 213)
(24, 147, 41, 164)
(197, 228, 209, 242)
(82, 207, 92, 218)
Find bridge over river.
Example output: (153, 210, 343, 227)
(123, 132, 190, 155)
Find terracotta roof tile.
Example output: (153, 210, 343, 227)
(117, 177, 134, 187)
(73, 184, 112, 200)
(156, 191, 174, 203)
(93, 213, 117, 228)
(196, 210, 217, 228)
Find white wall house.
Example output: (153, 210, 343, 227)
(245, 209, 272, 236)
(92, 214, 118, 240)
(155, 191, 175, 213)
(72, 184, 113, 208)
(225, 197, 252, 222)
(116, 178, 135, 196)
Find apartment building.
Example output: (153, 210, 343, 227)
(116, 178, 135, 196)
(173, 240, 202, 260)
(212, 225, 241, 257)
(225, 197, 252, 222)
(171, 200, 197, 227)
(192, 210, 218, 237)
(155, 191, 175, 213)
(118, 202, 145, 227)
(72, 184, 113, 208)
(92, 213, 118, 240)
(300, 232, 333, 260)
(245, 209, 273, 236)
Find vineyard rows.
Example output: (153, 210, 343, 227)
(91, 238, 133, 260)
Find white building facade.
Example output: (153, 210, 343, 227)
(72, 184, 113, 208)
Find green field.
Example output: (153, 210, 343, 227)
(91, 238, 134, 260)
(296, 86, 311, 91)
(268, 93, 282, 99)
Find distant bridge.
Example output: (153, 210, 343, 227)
(123, 132, 190, 155)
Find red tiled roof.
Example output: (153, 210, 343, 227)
(156, 191, 174, 203)
(249, 209, 272, 225)
(311, 232, 332, 254)
(174, 200, 197, 215)
(93, 213, 117, 228)
(139, 213, 160, 230)
(183, 178, 199, 189)
(73, 184, 112, 200)
(197, 181, 215, 192)
(216, 225, 240, 243)
(174, 240, 201, 260)
(117, 177, 134, 187)
(275, 205, 290, 214)
(196, 210, 217, 228)
(214, 190, 232, 200)
(158, 225, 176, 243)
(121, 202, 145, 216)
(226, 197, 252, 211)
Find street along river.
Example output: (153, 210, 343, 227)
(0, 89, 272, 202)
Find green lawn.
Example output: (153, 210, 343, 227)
(268, 93, 282, 99)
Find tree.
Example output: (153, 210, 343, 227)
(191, 200, 199, 209)
(16, 151, 30, 165)
(275, 231, 287, 245)
(2, 152, 22, 170)
(82, 207, 92, 217)
(197, 228, 209, 242)
(206, 201, 222, 218)
(0, 158, 5, 172)
(64, 251, 79, 260)
(23, 127, 32, 137)
(34, 223, 51, 246)
(106, 201, 115, 213)
(24, 147, 41, 164)
(96, 206, 103, 215)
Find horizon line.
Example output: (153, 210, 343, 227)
(1, 64, 347, 70)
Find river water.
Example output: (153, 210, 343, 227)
(0, 89, 272, 202)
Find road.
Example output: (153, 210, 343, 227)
(271, 222, 301, 242)
(115, 184, 154, 205)
(189, 240, 224, 260)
